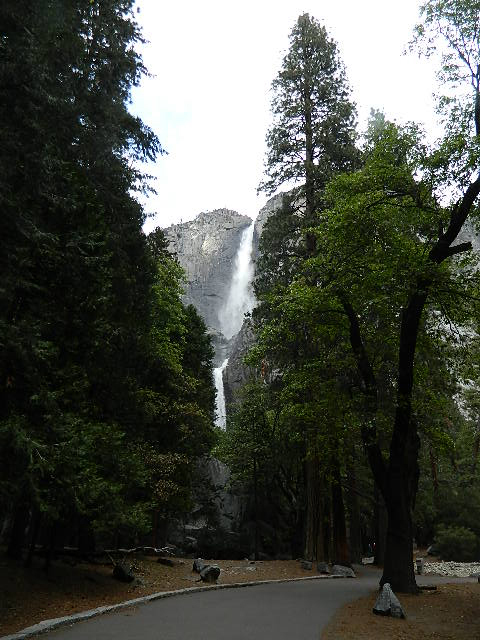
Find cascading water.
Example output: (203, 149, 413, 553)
(213, 220, 255, 429)
(213, 358, 229, 428)
(218, 221, 255, 340)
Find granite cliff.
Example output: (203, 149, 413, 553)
(163, 196, 284, 404)
(164, 210, 250, 325)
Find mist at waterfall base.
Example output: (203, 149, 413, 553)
(213, 221, 256, 428)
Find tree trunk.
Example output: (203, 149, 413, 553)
(429, 445, 439, 493)
(471, 427, 480, 477)
(44, 521, 59, 573)
(78, 516, 96, 553)
(380, 419, 420, 593)
(346, 451, 362, 564)
(381, 480, 417, 592)
(24, 511, 42, 567)
(7, 504, 29, 560)
(304, 457, 325, 561)
(373, 483, 387, 566)
(332, 459, 350, 566)
(254, 456, 259, 561)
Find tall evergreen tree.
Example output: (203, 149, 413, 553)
(259, 13, 357, 220)
(254, 14, 358, 563)
(0, 0, 215, 559)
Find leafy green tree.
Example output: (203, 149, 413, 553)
(253, 1, 480, 591)
(305, 111, 480, 591)
(216, 380, 306, 558)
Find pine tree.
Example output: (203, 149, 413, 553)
(259, 13, 357, 220)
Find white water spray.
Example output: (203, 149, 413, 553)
(218, 221, 255, 340)
(213, 358, 229, 429)
(213, 220, 256, 429)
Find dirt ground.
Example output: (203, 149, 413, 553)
(1, 551, 479, 638)
(321, 582, 480, 640)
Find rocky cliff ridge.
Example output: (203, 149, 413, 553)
(164, 209, 251, 334)
(163, 196, 284, 391)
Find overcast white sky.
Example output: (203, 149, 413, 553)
(131, 0, 439, 231)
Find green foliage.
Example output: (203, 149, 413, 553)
(259, 12, 357, 219)
(215, 380, 306, 555)
(434, 524, 478, 561)
(0, 0, 216, 550)
(253, 1, 480, 569)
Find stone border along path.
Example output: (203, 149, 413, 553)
(0, 573, 353, 640)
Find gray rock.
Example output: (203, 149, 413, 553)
(112, 563, 134, 583)
(223, 320, 255, 408)
(199, 564, 221, 583)
(317, 562, 329, 573)
(157, 557, 176, 567)
(184, 536, 198, 550)
(193, 558, 206, 573)
(301, 560, 313, 570)
(163, 543, 177, 556)
(373, 583, 406, 619)
(331, 564, 356, 578)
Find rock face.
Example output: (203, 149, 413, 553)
(164, 209, 252, 335)
(223, 320, 255, 407)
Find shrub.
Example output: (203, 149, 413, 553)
(434, 525, 478, 562)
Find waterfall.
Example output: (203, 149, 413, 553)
(218, 220, 255, 340)
(213, 219, 256, 429)
(213, 358, 229, 428)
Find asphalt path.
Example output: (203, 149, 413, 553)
(35, 568, 476, 640)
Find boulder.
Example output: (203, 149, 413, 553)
(301, 560, 313, 570)
(317, 562, 329, 574)
(157, 557, 176, 567)
(200, 564, 221, 583)
(331, 565, 356, 578)
(112, 563, 135, 583)
(184, 536, 198, 551)
(373, 583, 406, 619)
(193, 557, 206, 573)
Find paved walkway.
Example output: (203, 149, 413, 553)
(33, 569, 384, 640)
(12, 569, 477, 640)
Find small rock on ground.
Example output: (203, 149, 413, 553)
(373, 583, 406, 619)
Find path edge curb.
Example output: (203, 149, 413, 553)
(1, 573, 353, 639)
